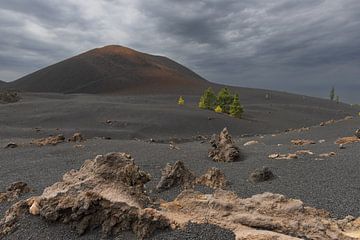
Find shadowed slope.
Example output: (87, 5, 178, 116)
(10, 45, 209, 94)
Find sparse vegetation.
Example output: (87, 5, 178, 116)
(198, 87, 216, 109)
(216, 88, 234, 113)
(178, 96, 185, 105)
(0, 90, 21, 104)
(229, 94, 243, 118)
(330, 86, 335, 101)
(199, 87, 244, 118)
(214, 105, 223, 113)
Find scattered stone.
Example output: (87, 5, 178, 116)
(268, 153, 298, 160)
(249, 167, 276, 183)
(243, 140, 259, 146)
(345, 116, 354, 120)
(295, 150, 314, 155)
(335, 136, 360, 145)
(339, 144, 346, 149)
(195, 168, 228, 189)
(209, 128, 240, 162)
(0, 90, 20, 104)
(160, 190, 360, 240)
(4, 142, 18, 149)
(319, 152, 336, 158)
(169, 142, 180, 150)
(0, 153, 169, 239)
(291, 139, 316, 146)
(156, 161, 196, 192)
(149, 138, 156, 143)
(319, 139, 326, 143)
(355, 129, 360, 138)
(0, 182, 30, 203)
(105, 119, 112, 124)
(31, 134, 65, 146)
(68, 132, 84, 142)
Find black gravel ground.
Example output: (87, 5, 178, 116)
(1, 93, 359, 239)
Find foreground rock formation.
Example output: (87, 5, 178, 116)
(209, 128, 240, 162)
(160, 190, 360, 240)
(1, 153, 360, 240)
(0, 153, 169, 239)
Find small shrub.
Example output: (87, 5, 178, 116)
(178, 96, 185, 105)
(214, 105, 223, 113)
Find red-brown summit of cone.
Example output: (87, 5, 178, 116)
(10, 45, 209, 94)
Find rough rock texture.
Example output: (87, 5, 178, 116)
(1, 153, 170, 239)
(31, 134, 65, 146)
(335, 136, 360, 145)
(209, 128, 240, 162)
(68, 132, 84, 142)
(0, 182, 30, 203)
(249, 167, 276, 183)
(160, 190, 360, 240)
(291, 139, 316, 146)
(295, 150, 314, 155)
(0, 199, 30, 238)
(195, 168, 228, 189)
(156, 161, 196, 192)
(0, 91, 20, 104)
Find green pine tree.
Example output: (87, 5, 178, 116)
(330, 86, 335, 101)
(198, 87, 216, 109)
(216, 88, 234, 113)
(229, 94, 243, 118)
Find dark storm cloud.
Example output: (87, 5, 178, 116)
(0, 0, 359, 102)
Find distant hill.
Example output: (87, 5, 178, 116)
(9, 45, 209, 94)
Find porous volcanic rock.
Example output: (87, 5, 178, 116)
(268, 153, 298, 160)
(335, 136, 360, 145)
(31, 134, 65, 146)
(195, 167, 228, 189)
(160, 190, 360, 240)
(209, 128, 240, 162)
(156, 161, 196, 192)
(0, 182, 30, 203)
(68, 132, 84, 142)
(1, 153, 170, 239)
(249, 167, 276, 183)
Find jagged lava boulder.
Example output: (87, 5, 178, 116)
(209, 128, 240, 162)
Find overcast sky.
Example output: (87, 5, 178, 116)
(1, 0, 359, 102)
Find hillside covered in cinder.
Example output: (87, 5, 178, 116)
(9, 45, 209, 94)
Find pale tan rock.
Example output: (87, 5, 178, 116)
(68, 132, 84, 142)
(160, 190, 359, 240)
(268, 153, 298, 160)
(29, 200, 40, 215)
(243, 140, 259, 146)
(335, 137, 360, 145)
(31, 134, 65, 146)
(195, 168, 228, 189)
(319, 152, 336, 158)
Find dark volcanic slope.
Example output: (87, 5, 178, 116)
(9, 45, 209, 94)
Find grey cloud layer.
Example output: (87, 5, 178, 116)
(0, 0, 359, 102)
